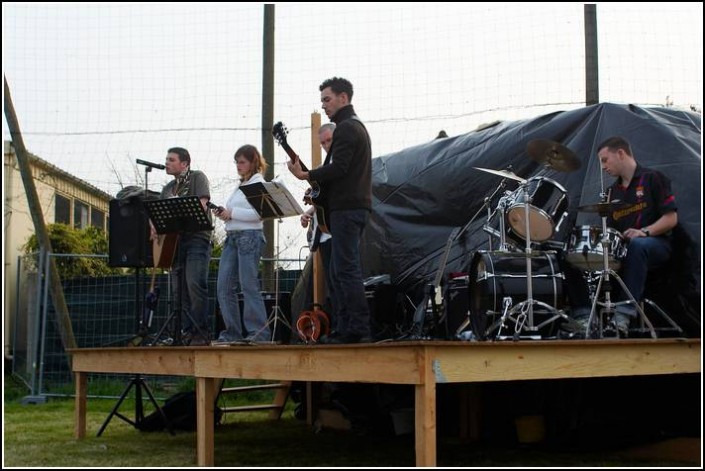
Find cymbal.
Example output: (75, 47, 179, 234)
(526, 139, 581, 172)
(578, 201, 632, 213)
(473, 167, 526, 183)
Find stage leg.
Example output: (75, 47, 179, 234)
(196, 377, 217, 467)
(415, 348, 437, 467)
(74, 372, 87, 439)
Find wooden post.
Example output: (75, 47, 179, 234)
(3, 76, 77, 363)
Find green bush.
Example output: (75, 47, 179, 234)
(22, 223, 122, 277)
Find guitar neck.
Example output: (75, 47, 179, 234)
(281, 142, 310, 173)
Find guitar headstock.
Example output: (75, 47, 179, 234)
(272, 122, 288, 147)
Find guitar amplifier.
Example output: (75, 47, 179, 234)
(364, 275, 402, 337)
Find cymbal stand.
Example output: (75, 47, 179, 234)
(501, 182, 568, 340)
(483, 180, 513, 252)
(411, 182, 507, 339)
(583, 207, 657, 339)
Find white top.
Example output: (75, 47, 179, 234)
(223, 173, 265, 231)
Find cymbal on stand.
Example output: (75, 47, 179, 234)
(526, 139, 581, 172)
(577, 201, 632, 215)
(473, 167, 526, 183)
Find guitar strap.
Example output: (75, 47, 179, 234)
(310, 226, 323, 252)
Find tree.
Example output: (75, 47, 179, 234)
(22, 224, 122, 278)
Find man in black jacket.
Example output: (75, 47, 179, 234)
(288, 77, 373, 343)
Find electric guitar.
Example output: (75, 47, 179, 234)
(272, 121, 330, 234)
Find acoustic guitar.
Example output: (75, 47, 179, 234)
(152, 233, 179, 268)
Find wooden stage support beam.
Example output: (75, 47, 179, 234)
(71, 339, 701, 467)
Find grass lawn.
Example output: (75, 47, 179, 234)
(3, 373, 700, 467)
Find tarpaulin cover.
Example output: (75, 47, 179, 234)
(362, 103, 701, 311)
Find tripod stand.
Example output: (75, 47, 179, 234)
(239, 181, 302, 344)
(97, 374, 174, 436)
(262, 219, 291, 343)
(145, 196, 214, 346)
(582, 204, 658, 339)
(151, 257, 209, 346)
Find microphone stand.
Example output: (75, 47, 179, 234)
(409, 180, 508, 339)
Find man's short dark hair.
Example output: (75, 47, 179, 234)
(168, 147, 191, 164)
(320, 77, 353, 101)
(597, 136, 632, 156)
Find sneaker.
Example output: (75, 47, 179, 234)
(189, 335, 210, 346)
(562, 317, 589, 334)
(211, 337, 236, 346)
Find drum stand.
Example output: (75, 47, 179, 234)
(410, 182, 508, 340)
(483, 186, 516, 253)
(494, 182, 569, 340)
(583, 209, 658, 339)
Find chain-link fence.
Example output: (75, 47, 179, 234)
(11, 252, 305, 400)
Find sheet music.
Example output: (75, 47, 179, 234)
(240, 180, 304, 219)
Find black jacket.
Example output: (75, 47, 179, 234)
(309, 105, 372, 212)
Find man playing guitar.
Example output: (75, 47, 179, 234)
(287, 77, 373, 344)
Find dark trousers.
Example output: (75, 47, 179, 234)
(329, 209, 371, 337)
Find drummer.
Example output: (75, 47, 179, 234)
(566, 136, 677, 337)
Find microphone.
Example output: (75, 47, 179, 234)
(206, 201, 225, 214)
(136, 159, 166, 170)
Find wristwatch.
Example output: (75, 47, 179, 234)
(643, 229, 650, 237)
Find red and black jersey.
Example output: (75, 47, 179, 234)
(608, 164, 677, 234)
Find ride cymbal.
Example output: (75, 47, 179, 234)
(473, 167, 526, 183)
(578, 201, 632, 214)
(526, 139, 581, 172)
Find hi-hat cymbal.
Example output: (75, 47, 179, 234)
(526, 139, 581, 172)
(473, 167, 526, 183)
(578, 201, 632, 214)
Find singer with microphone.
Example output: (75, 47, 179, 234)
(136, 158, 166, 170)
(150, 147, 213, 346)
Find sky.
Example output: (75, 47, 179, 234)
(2, 2, 702, 262)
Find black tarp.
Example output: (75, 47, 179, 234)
(362, 103, 701, 333)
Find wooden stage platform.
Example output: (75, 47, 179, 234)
(70, 338, 701, 466)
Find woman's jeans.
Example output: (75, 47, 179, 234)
(216, 229, 270, 341)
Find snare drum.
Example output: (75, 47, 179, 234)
(468, 250, 565, 339)
(506, 177, 568, 242)
(565, 225, 626, 271)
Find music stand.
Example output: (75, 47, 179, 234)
(240, 180, 304, 219)
(241, 181, 302, 342)
(144, 196, 214, 345)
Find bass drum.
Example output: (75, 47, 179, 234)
(469, 250, 565, 340)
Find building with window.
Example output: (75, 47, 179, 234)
(3, 141, 112, 361)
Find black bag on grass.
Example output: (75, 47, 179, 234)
(137, 391, 222, 432)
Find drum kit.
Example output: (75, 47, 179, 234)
(466, 139, 635, 340)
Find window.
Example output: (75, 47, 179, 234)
(74, 200, 89, 229)
(91, 207, 105, 231)
(55, 194, 71, 225)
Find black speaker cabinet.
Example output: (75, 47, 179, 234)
(365, 280, 402, 338)
(108, 198, 153, 267)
